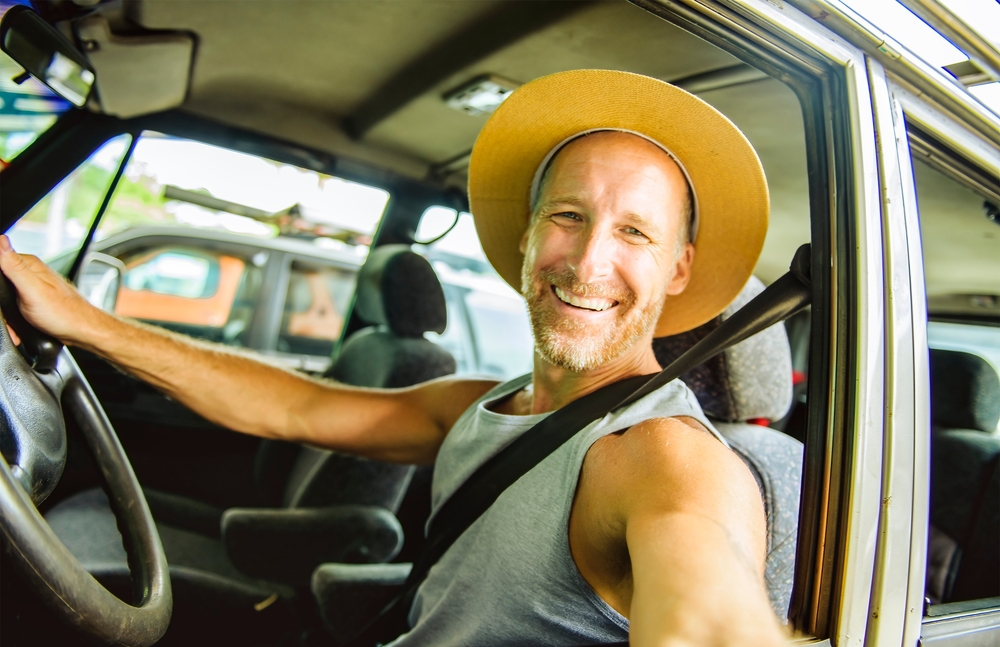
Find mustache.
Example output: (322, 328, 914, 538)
(529, 267, 636, 306)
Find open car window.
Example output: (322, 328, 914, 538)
(911, 144, 1000, 614)
(83, 131, 388, 365)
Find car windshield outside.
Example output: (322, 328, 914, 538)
(6, 129, 534, 378)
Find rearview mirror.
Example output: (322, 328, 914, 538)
(0, 6, 95, 106)
(76, 253, 124, 312)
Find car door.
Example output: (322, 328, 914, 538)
(877, 65, 1000, 646)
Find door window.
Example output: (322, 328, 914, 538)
(89, 131, 389, 359)
(278, 259, 356, 358)
(911, 149, 1000, 613)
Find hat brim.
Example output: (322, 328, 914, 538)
(468, 69, 769, 337)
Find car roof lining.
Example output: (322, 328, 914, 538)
(107, 0, 990, 300)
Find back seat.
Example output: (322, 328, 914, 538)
(926, 348, 1000, 604)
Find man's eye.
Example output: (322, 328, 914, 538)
(624, 226, 648, 238)
(552, 212, 582, 221)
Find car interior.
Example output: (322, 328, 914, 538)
(0, 1, 997, 645)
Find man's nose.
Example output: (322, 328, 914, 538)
(566, 226, 614, 283)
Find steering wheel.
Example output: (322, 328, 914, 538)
(0, 273, 171, 646)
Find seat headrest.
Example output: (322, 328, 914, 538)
(930, 348, 1000, 432)
(652, 276, 793, 422)
(354, 245, 447, 338)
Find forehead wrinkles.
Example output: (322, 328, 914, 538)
(535, 134, 686, 218)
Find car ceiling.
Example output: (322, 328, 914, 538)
(103, 0, 988, 302)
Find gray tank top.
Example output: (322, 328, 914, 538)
(389, 373, 724, 647)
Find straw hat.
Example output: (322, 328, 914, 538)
(468, 69, 768, 337)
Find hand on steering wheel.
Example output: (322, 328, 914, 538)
(0, 243, 171, 647)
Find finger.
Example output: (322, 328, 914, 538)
(6, 324, 20, 347)
(0, 235, 29, 276)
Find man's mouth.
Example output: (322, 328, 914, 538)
(552, 286, 618, 312)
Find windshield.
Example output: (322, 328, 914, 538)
(0, 2, 74, 166)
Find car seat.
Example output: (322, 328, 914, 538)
(925, 348, 1000, 604)
(652, 275, 802, 620)
(43, 245, 456, 645)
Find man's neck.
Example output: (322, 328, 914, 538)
(510, 344, 662, 416)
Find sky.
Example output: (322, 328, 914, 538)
(840, 0, 1000, 114)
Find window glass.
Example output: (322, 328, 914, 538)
(5, 134, 131, 267)
(414, 208, 533, 380)
(278, 259, 356, 358)
(0, 2, 74, 164)
(90, 131, 389, 360)
(96, 133, 389, 244)
(913, 153, 1000, 610)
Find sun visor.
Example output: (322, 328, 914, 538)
(75, 17, 193, 119)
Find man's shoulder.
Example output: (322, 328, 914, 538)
(584, 416, 757, 516)
(595, 416, 737, 473)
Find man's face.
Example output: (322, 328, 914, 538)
(519, 132, 694, 373)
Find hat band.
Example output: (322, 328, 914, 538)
(528, 128, 700, 243)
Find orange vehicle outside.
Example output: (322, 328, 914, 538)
(115, 250, 346, 342)
(115, 253, 246, 328)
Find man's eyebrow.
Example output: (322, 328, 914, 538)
(622, 212, 661, 232)
(535, 195, 585, 211)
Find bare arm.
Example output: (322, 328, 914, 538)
(0, 237, 496, 463)
(616, 419, 785, 646)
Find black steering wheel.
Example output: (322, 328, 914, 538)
(0, 274, 171, 646)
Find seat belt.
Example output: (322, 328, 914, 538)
(347, 244, 812, 646)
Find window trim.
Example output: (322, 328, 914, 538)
(886, 67, 1000, 640)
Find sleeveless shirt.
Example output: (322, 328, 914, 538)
(388, 373, 725, 647)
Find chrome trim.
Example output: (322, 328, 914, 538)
(887, 81, 933, 647)
(862, 58, 925, 647)
(784, 0, 1000, 148)
(921, 606, 1000, 645)
(898, 0, 1000, 82)
(676, 0, 857, 69)
(888, 79, 1000, 182)
(830, 48, 886, 647)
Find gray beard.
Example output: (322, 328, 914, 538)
(521, 264, 666, 373)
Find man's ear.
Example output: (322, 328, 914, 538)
(666, 243, 695, 296)
(518, 225, 530, 255)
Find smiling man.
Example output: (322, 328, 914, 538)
(0, 70, 783, 645)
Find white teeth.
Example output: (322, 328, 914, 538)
(554, 286, 615, 312)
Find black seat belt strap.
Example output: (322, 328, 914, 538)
(347, 244, 812, 646)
